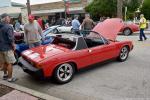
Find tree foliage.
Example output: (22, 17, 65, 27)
(141, 0, 150, 19)
(85, 0, 117, 20)
(85, 0, 141, 20)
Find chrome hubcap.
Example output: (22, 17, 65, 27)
(57, 63, 73, 81)
(120, 47, 128, 60)
(124, 29, 131, 35)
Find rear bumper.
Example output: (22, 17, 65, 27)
(18, 57, 44, 78)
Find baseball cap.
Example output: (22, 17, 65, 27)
(28, 14, 35, 20)
(1, 13, 10, 19)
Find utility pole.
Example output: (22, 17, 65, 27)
(63, 0, 69, 19)
(117, 0, 123, 18)
(26, 0, 31, 15)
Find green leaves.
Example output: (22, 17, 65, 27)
(141, 0, 150, 19)
(85, 0, 141, 20)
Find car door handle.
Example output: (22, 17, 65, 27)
(88, 49, 92, 53)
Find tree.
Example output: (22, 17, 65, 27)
(141, 0, 150, 19)
(124, 0, 142, 19)
(117, 0, 123, 18)
(85, 0, 117, 20)
(85, 0, 141, 20)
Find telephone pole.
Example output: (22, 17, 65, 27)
(26, 0, 31, 15)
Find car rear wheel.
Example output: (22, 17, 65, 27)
(118, 46, 129, 62)
(123, 28, 132, 36)
(54, 63, 75, 84)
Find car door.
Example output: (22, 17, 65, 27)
(85, 36, 117, 64)
(73, 49, 94, 68)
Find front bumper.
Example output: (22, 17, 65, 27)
(18, 57, 44, 78)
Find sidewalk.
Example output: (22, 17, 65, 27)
(0, 80, 62, 100)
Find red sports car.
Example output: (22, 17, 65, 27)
(120, 21, 139, 36)
(19, 18, 133, 84)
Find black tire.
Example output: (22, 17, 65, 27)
(117, 46, 129, 62)
(53, 63, 75, 84)
(123, 28, 132, 36)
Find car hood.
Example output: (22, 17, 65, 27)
(22, 44, 70, 62)
(92, 18, 124, 41)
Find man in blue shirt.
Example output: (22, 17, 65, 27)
(0, 13, 17, 82)
(72, 15, 80, 35)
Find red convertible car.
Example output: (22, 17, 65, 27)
(19, 18, 133, 84)
(120, 21, 139, 36)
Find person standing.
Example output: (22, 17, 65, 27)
(81, 13, 95, 31)
(15, 20, 21, 31)
(37, 17, 44, 30)
(72, 15, 81, 35)
(24, 15, 43, 48)
(0, 13, 17, 82)
(139, 14, 147, 41)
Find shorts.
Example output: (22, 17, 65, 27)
(0, 50, 16, 64)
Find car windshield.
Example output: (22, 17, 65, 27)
(82, 31, 105, 48)
(43, 28, 53, 36)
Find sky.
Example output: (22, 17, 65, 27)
(11, 0, 62, 5)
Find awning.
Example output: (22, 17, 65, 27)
(32, 7, 85, 15)
(0, 7, 21, 18)
(9, 13, 21, 18)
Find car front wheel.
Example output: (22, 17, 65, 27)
(118, 46, 129, 62)
(123, 28, 132, 36)
(54, 63, 75, 84)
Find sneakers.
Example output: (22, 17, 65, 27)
(138, 40, 143, 41)
(2, 75, 18, 82)
(7, 77, 18, 82)
(3, 75, 8, 80)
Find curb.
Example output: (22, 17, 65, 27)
(0, 80, 63, 100)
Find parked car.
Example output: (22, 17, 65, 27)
(15, 26, 59, 58)
(120, 21, 139, 36)
(18, 18, 133, 84)
(57, 26, 73, 33)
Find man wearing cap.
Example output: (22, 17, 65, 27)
(0, 13, 17, 82)
(24, 15, 43, 48)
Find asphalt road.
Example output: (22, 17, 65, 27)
(0, 33, 150, 100)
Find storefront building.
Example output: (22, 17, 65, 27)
(21, 0, 90, 25)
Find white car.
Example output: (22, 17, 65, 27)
(57, 26, 73, 33)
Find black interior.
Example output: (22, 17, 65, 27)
(84, 38, 104, 48)
(52, 37, 76, 49)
